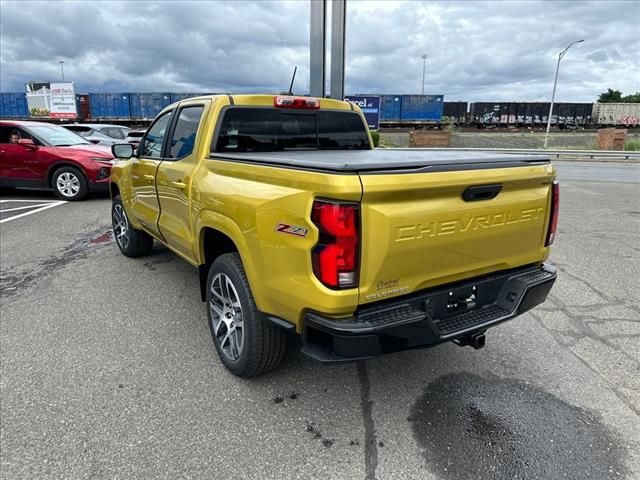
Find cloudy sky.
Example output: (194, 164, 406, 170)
(1, 0, 638, 102)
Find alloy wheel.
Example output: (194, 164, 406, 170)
(210, 273, 245, 361)
(112, 204, 130, 250)
(56, 172, 80, 198)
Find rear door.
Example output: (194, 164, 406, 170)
(357, 164, 555, 304)
(156, 103, 207, 262)
(131, 109, 173, 238)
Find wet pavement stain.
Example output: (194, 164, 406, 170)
(0, 227, 113, 299)
(409, 372, 627, 480)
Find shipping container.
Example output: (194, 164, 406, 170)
(379, 95, 403, 122)
(399, 95, 443, 122)
(75, 94, 91, 120)
(0, 92, 29, 118)
(378, 94, 443, 123)
(129, 93, 172, 119)
(169, 92, 207, 104)
(89, 93, 131, 118)
(592, 103, 640, 127)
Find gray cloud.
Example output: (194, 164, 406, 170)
(1, 0, 638, 102)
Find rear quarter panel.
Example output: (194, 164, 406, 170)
(193, 159, 363, 329)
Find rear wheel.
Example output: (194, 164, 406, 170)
(52, 166, 88, 201)
(207, 253, 287, 377)
(111, 195, 154, 257)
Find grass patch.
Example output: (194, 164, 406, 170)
(624, 139, 640, 151)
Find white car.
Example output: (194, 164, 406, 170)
(123, 129, 146, 147)
(61, 124, 130, 146)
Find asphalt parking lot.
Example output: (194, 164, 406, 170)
(1, 161, 639, 480)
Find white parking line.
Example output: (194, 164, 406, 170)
(0, 200, 66, 224)
(0, 203, 55, 213)
(0, 199, 59, 203)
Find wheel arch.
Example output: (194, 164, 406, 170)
(196, 213, 261, 306)
(47, 160, 88, 188)
(110, 181, 120, 199)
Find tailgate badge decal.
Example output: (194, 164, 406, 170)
(275, 223, 308, 237)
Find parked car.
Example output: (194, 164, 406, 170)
(123, 129, 146, 147)
(109, 94, 558, 377)
(61, 124, 116, 145)
(0, 121, 114, 200)
(61, 123, 130, 145)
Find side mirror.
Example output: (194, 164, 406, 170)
(18, 138, 38, 150)
(111, 143, 134, 159)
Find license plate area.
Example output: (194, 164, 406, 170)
(425, 284, 488, 321)
(446, 286, 477, 316)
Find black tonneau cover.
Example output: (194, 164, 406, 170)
(211, 149, 551, 173)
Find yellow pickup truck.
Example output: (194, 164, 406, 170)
(109, 94, 558, 377)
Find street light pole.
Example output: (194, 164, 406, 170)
(421, 54, 428, 95)
(59, 61, 65, 82)
(544, 39, 584, 148)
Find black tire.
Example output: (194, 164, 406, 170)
(52, 166, 89, 201)
(206, 253, 287, 377)
(111, 195, 154, 257)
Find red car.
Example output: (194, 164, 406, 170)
(0, 120, 114, 200)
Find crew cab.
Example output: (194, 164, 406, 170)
(109, 95, 558, 377)
(0, 121, 114, 200)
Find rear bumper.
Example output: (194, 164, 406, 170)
(301, 263, 556, 363)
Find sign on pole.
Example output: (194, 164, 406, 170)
(50, 83, 77, 118)
(25, 82, 77, 119)
(344, 95, 381, 130)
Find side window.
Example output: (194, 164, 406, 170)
(139, 111, 173, 158)
(168, 106, 204, 159)
(0, 126, 15, 143)
(0, 126, 33, 144)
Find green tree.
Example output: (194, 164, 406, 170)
(621, 92, 640, 103)
(597, 89, 622, 103)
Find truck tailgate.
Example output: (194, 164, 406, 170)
(358, 163, 555, 304)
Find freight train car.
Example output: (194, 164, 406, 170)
(592, 103, 640, 127)
(76, 94, 91, 120)
(169, 92, 209, 103)
(470, 102, 593, 128)
(0, 92, 29, 118)
(88, 93, 131, 119)
(443, 101, 468, 125)
(379, 94, 444, 125)
(129, 93, 172, 119)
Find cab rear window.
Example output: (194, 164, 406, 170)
(213, 108, 370, 152)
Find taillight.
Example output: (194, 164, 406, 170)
(311, 200, 360, 289)
(545, 180, 559, 246)
(274, 96, 320, 109)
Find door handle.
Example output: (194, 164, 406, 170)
(172, 181, 186, 189)
(144, 174, 155, 181)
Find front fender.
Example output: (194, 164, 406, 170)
(109, 160, 142, 228)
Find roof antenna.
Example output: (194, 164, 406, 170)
(287, 66, 298, 95)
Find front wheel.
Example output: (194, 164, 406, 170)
(52, 166, 88, 201)
(111, 195, 154, 257)
(207, 253, 287, 377)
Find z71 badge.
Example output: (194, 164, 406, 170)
(275, 223, 308, 237)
